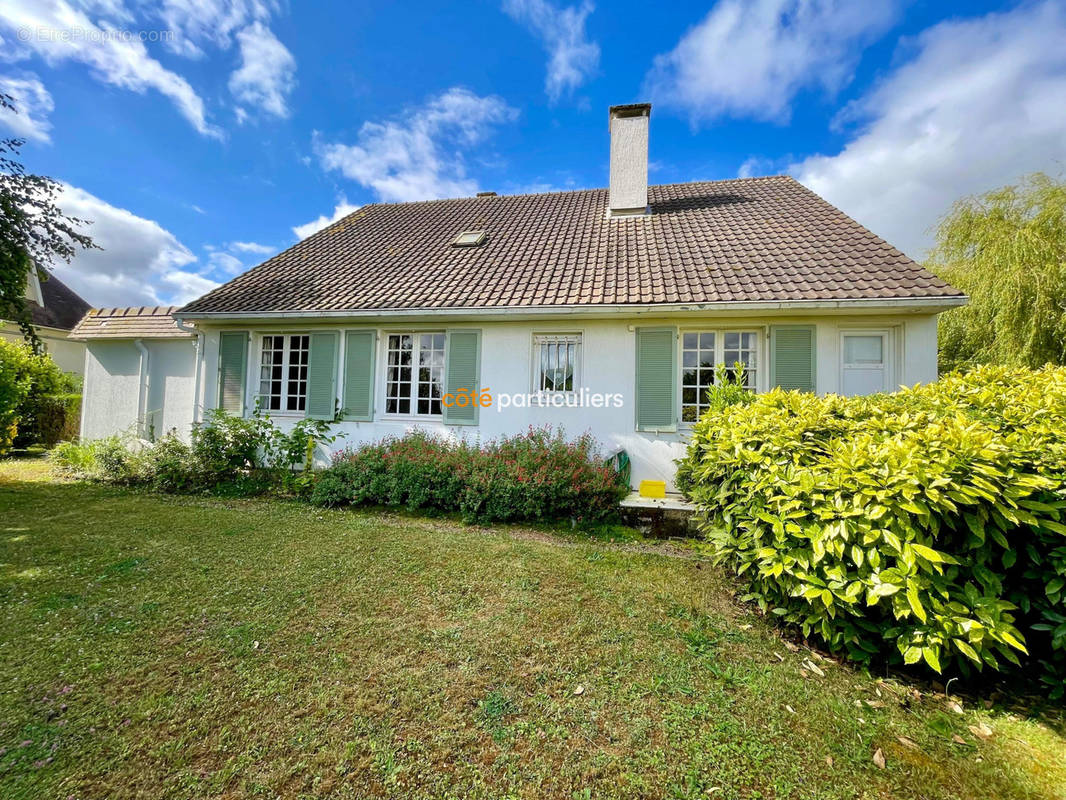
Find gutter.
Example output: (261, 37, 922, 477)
(173, 295, 969, 322)
(134, 339, 149, 438)
(173, 318, 204, 425)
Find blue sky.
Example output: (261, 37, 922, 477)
(1, 0, 1063, 307)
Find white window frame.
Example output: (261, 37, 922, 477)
(255, 332, 310, 416)
(381, 330, 446, 419)
(839, 329, 892, 396)
(531, 332, 582, 396)
(678, 328, 761, 425)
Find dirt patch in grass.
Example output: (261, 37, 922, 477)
(1, 459, 1064, 799)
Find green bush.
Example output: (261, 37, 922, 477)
(677, 365, 1066, 696)
(0, 343, 30, 454)
(53, 410, 343, 496)
(311, 428, 627, 525)
(0, 338, 78, 451)
(36, 393, 81, 448)
(144, 433, 196, 493)
(50, 438, 102, 475)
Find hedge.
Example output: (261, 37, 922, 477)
(36, 393, 81, 448)
(676, 365, 1066, 696)
(311, 428, 628, 524)
(0, 338, 80, 451)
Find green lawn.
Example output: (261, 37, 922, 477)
(1, 459, 1064, 800)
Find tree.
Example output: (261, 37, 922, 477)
(1, 92, 97, 352)
(930, 173, 1066, 371)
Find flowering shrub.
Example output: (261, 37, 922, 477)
(311, 428, 627, 524)
(677, 365, 1066, 695)
(50, 409, 341, 496)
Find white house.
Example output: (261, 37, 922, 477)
(70, 307, 197, 441)
(75, 104, 965, 489)
(1, 270, 90, 375)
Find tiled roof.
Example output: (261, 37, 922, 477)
(70, 306, 192, 340)
(23, 272, 91, 330)
(179, 176, 962, 315)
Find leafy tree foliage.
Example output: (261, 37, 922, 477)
(930, 173, 1066, 371)
(0, 92, 96, 352)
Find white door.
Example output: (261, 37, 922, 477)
(841, 332, 890, 396)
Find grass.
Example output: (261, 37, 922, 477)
(1, 459, 1064, 800)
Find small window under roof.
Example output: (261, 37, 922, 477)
(452, 230, 487, 247)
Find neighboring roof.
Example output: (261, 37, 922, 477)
(19, 272, 91, 330)
(179, 176, 962, 316)
(70, 306, 192, 340)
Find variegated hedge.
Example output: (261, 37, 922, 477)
(677, 365, 1066, 696)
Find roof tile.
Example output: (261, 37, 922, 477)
(180, 177, 960, 315)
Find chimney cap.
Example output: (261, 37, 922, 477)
(608, 103, 651, 124)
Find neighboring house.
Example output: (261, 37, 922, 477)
(0, 270, 90, 375)
(79, 104, 965, 488)
(70, 307, 197, 440)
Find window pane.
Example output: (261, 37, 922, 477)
(534, 335, 579, 393)
(386, 331, 444, 415)
(681, 330, 757, 418)
(844, 335, 883, 365)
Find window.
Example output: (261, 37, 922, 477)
(533, 333, 580, 393)
(451, 230, 487, 247)
(841, 331, 889, 396)
(681, 330, 757, 422)
(385, 332, 445, 415)
(258, 334, 310, 412)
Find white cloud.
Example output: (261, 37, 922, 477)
(0, 0, 221, 137)
(229, 240, 273, 254)
(152, 0, 276, 57)
(292, 197, 360, 240)
(314, 88, 519, 203)
(502, 0, 599, 101)
(46, 183, 216, 307)
(206, 251, 244, 275)
(0, 73, 54, 142)
(645, 0, 898, 123)
(792, 2, 1066, 260)
(228, 20, 296, 118)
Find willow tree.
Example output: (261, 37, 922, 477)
(929, 173, 1066, 371)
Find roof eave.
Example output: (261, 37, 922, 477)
(175, 295, 969, 322)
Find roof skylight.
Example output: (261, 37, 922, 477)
(451, 230, 487, 247)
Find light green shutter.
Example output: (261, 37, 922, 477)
(770, 325, 816, 392)
(635, 327, 677, 432)
(217, 331, 248, 414)
(342, 330, 376, 421)
(306, 332, 338, 420)
(443, 329, 481, 426)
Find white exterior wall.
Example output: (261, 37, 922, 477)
(81, 339, 197, 441)
(191, 311, 941, 490)
(0, 324, 86, 375)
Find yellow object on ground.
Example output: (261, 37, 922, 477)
(639, 480, 666, 498)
